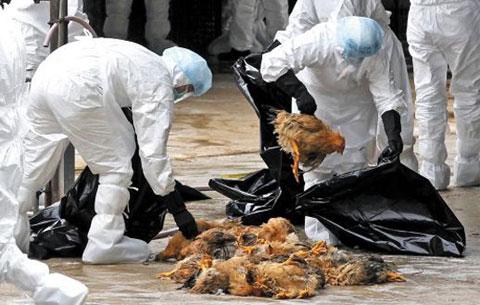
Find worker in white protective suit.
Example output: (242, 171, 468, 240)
(6, 0, 89, 252)
(274, 0, 417, 171)
(407, 0, 480, 190)
(267, 0, 418, 243)
(5, 0, 89, 80)
(104, 0, 174, 55)
(261, 17, 407, 244)
(0, 10, 88, 305)
(17, 39, 212, 264)
(217, 0, 289, 60)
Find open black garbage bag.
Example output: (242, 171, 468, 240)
(227, 55, 304, 225)
(29, 204, 86, 260)
(297, 160, 466, 257)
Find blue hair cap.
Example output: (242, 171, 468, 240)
(163, 47, 213, 96)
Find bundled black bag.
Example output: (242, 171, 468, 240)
(29, 204, 86, 259)
(297, 160, 466, 257)
(227, 55, 304, 225)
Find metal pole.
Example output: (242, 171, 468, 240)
(45, 0, 75, 205)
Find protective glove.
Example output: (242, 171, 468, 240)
(164, 190, 199, 239)
(275, 69, 317, 115)
(378, 110, 403, 163)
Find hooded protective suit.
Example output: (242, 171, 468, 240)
(275, 0, 417, 172)
(0, 10, 88, 304)
(104, 0, 173, 54)
(407, 0, 480, 189)
(261, 17, 405, 243)
(18, 38, 212, 264)
(5, 0, 89, 80)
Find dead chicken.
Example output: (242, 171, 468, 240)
(329, 255, 406, 286)
(157, 218, 406, 299)
(251, 253, 325, 299)
(273, 110, 345, 182)
(305, 242, 404, 286)
(156, 254, 213, 284)
(191, 256, 254, 296)
(157, 220, 229, 261)
(181, 228, 238, 260)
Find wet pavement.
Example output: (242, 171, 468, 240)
(1, 74, 480, 305)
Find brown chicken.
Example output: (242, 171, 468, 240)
(156, 254, 213, 284)
(159, 217, 296, 261)
(191, 256, 254, 296)
(251, 253, 325, 299)
(273, 110, 345, 182)
(157, 220, 229, 261)
(156, 218, 405, 299)
(181, 228, 238, 260)
(304, 241, 405, 286)
(329, 256, 406, 286)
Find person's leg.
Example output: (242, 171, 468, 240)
(144, 0, 175, 55)
(47, 87, 149, 264)
(408, 5, 450, 190)
(1, 135, 87, 305)
(228, 0, 257, 52)
(262, 0, 289, 41)
(15, 90, 70, 253)
(103, 0, 133, 39)
(442, 2, 480, 187)
(208, 0, 235, 55)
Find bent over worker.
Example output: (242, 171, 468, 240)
(17, 38, 212, 264)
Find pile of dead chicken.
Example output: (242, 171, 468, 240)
(156, 218, 405, 299)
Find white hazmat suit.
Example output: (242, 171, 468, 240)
(18, 38, 212, 264)
(6, 0, 89, 252)
(407, 0, 480, 189)
(0, 10, 88, 305)
(262, 17, 406, 244)
(5, 0, 89, 80)
(104, 0, 173, 54)
(275, 0, 417, 172)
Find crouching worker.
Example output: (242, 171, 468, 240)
(17, 39, 213, 264)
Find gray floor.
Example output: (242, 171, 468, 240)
(1, 74, 479, 305)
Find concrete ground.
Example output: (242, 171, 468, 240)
(1, 74, 479, 305)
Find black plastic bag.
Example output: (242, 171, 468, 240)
(297, 160, 466, 257)
(210, 169, 278, 218)
(29, 204, 87, 260)
(59, 169, 209, 243)
(226, 55, 303, 225)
